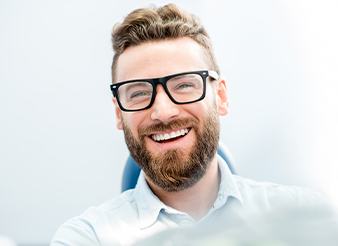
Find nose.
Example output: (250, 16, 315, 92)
(150, 85, 180, 122)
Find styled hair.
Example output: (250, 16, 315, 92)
(111, 4, 220, 82)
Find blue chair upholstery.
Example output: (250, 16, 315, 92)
(121, 142, 236, 192)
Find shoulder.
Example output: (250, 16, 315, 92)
(233, 175, 330, 213)
(51, 189, 138, 246)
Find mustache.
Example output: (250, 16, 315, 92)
(138, 118, 199, 138)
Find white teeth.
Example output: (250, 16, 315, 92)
(151, 128, 190, 142)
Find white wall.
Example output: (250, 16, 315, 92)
(0, 0, 337, 244)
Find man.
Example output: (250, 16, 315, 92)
(51, 4, 334, 246)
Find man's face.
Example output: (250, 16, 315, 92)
(113, 37, 229, 192)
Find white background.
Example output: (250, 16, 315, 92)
(1, 0, 337, 245)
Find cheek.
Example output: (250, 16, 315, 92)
(197, 88, 217, 112)
(121, 112, 148, 136)
(182, 103, 209, 123)
(188, 95, 218, 123)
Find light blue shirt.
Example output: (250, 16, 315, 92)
(51, 156, 330, 246)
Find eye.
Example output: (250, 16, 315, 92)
(176, 83, 194, 90)
(130, 91, 151, 99)
(168, 74, 202, 92)
(173, 82, 196, 92)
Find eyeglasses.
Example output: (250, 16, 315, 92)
(110, 70, 219, 112)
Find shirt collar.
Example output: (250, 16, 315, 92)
(213, 155, 243, 209)
(134, 154, 243, 228)
(134, 171, 167, 229)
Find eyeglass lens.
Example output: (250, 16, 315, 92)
(117, 73, 204, 110)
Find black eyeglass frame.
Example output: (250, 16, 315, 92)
(110, 70, 219, 112)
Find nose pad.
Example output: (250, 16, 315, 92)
(150, 85, 180, 122)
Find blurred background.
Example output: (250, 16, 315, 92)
(0, 0, 337, 245)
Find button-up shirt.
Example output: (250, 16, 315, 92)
(51, 155, 330, 246)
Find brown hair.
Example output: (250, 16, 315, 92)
(111, 4, 220, 82)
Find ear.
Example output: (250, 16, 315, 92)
(217, 77, 229, 116)
(113, 97, 123, 130)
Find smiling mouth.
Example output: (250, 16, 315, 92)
(150, 128, 191, 143)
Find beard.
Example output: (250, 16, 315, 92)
(122, 105, 220, 192)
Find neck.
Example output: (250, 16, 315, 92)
(145, 155, 220, 222)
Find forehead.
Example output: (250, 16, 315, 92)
(115, 37, 209, 82)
